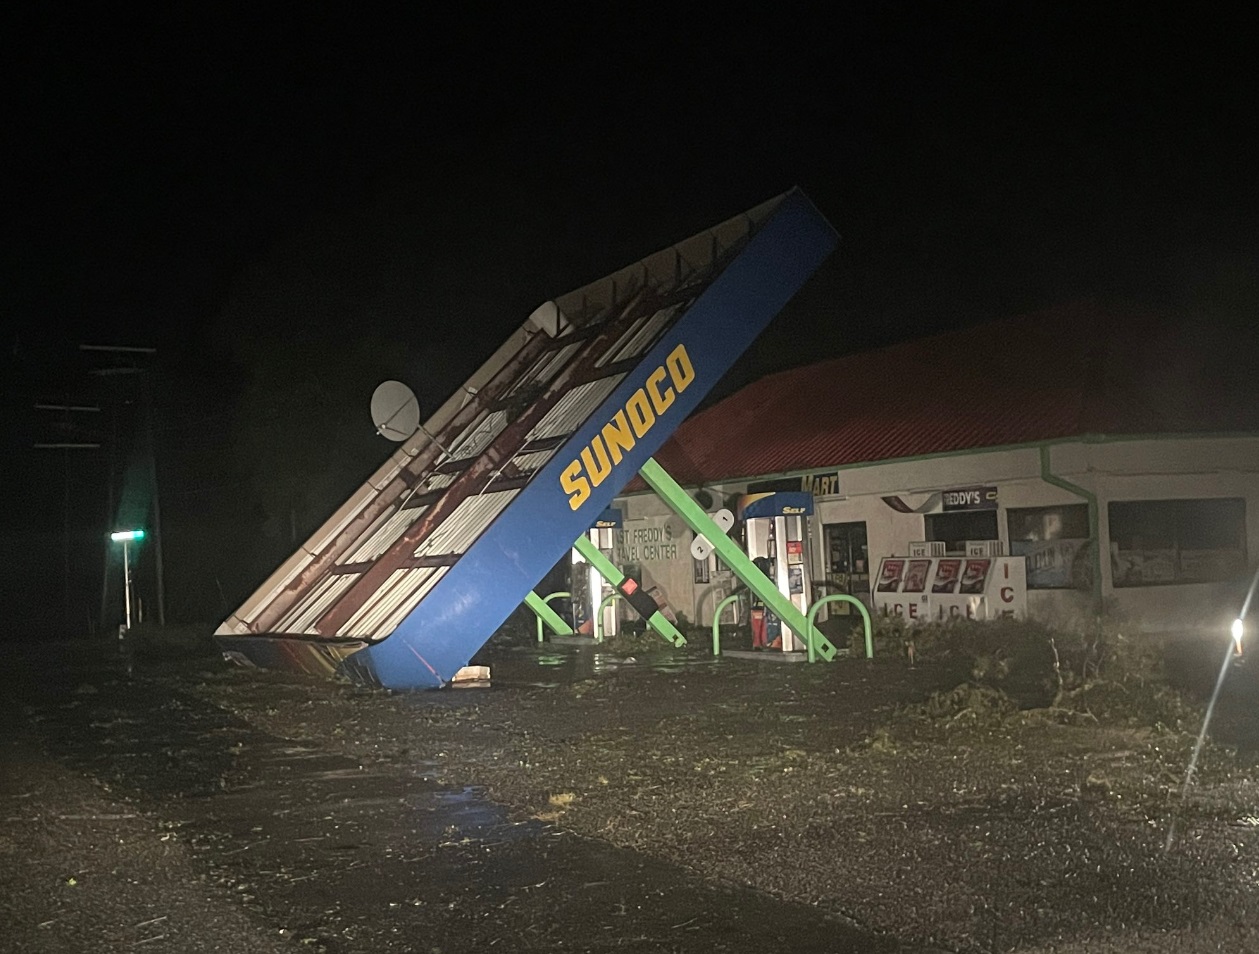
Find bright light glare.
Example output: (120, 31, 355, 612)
(1233, 618, 1245, 646)
(110, 529, 145, 542)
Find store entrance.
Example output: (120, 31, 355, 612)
(823, 521, 871, 610)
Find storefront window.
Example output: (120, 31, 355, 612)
(1007, 504, 1090, 589)
(1108, 498, 1246, 587)
(1008, 504, 1089, 542)
(925, 511, 998, 555)
(693, 555, 711, 584)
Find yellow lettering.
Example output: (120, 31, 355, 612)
(645, 367, 675, 415)
(600, 410, 636, 465)
(561, 460, 591, 511)
(666, 343, 695, 393)
(558, 347, 700, 506)
(626, 389, 655, 438)
(580, 436, 613, 488)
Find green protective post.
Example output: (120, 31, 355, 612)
(805, 594, 873, 663)
(525, 591, 573, 643)
(711, 592, 744, 657)
(638, 457, 837, 660)
(571, 534, 687, 647)
(594, 593, 626, 643)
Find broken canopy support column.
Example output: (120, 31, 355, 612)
(638, 456, 837, 660)
(571, 534, 686, 647)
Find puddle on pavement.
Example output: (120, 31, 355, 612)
(479, 642, 723, 689)
(8, 641, 894, 953)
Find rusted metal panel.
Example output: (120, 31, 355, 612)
(309, 285, 675, 636)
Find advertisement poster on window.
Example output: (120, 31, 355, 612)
(877, 558, 906, 592)
(1178, 548, 1246, 583)
(932, 558, 962, 593)
(1111, 548, 1177, 586)
(959, 559, 991, 594)
(1011, 538, 1087, 589)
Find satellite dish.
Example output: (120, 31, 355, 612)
(371, 380, 420, 441)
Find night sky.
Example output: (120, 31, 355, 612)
(4, 7, 1257, 635)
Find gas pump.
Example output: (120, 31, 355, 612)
(737, 492, 815, 651)
(570, 508, 623, 638)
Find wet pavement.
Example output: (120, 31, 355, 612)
(9, 634, 1259, 953)
(3, 641, 905, 953)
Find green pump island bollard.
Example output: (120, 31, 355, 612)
(593, 593, 626, 644)
(527, 591, 573, 643)
(711, 593, 746, 656)
(805, 594, 874, 663)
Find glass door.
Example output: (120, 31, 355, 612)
(824, 521, 870, 610)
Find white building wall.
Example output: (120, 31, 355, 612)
(612, 434, 1259, 637)
(1085, 436, 1259, 633)
(837, 446, 1045, 496)
(615, 493, 714, 626)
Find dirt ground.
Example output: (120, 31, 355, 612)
(5, 635, 1259, 953)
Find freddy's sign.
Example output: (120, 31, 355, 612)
(941, 486, 998, 511)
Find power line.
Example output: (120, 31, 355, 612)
(34, 403, 101, 413)
(80, 344, 158, 354)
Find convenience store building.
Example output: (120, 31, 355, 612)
(604, 304, 1259, 636)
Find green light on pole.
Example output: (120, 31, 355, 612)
(109, 529, 145, 631)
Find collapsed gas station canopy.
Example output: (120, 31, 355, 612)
(215, 190, 838, 688)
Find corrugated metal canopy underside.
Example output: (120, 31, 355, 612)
(218, 194, 789, 643)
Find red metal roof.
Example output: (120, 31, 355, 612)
(641, 301, 1259, 486)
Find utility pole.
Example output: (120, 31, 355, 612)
(34, 402, 102, 635)
(99, 398, 118, 631)
(82, 344, 165, 626)
(143, 370, 165, 625)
